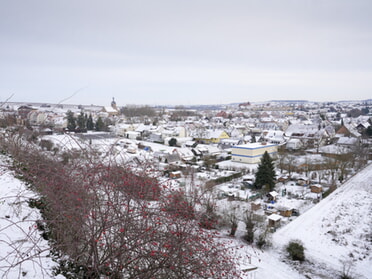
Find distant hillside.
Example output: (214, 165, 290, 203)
(273, 163, 372, 279)
(268, 100, 309, 103)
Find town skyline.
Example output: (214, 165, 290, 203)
(3, 98, 372, 109)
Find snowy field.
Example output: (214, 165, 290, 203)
(272, 163, 372, 279)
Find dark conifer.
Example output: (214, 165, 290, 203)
(66, 110, 76, 131)
(86, 114, 94, 130)
(254, 151, 276, 192)
(95, 117, 105, 131)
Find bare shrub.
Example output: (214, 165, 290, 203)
(1, 133, 241, 278)
(244, 212, 256, 244)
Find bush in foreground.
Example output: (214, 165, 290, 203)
(286, 240, 305, 262)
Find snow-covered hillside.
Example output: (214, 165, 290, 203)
(0, 157, 61, 278)
(273, 163, 372, 279)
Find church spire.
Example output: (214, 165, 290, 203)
(111, 97, 117, 110)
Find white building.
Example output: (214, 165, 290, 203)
(231, 142, 278, 164)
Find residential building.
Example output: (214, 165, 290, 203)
(231, 142, 278, 164)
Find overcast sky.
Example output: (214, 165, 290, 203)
(1, 0, 371, 106)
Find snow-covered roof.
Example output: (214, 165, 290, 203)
(316, 144, 351, 155)
(268, 213, 282, 221)
(269, 191, 279, 197)
(233, 142, 277, 149)
(336, 136, 357, 146)
(205, 129, 227, 139)
(103, 106, 118, 113)
(175, 148, 194, 160)
(285, 124, 327, 138)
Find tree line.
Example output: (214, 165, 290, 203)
(66, 110, 110, 132)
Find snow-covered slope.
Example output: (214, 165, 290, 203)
(0, 159, 61, 278)
(273, 163, 372, 279)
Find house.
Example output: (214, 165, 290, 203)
(228, 126, 246, 138)
(231, 142, 278, 164)
(267, 191, 279, 202)
(335, 124, 361, 138)
(286, 138, 303, 150)
(251, 201, 261, 211)
(285, 123, 334, 148)
(173, 148, 194, 162)
(169, 171, 182, 179)
(256, 121, 280, 131)
(148, 132, 163, 143)
(204, 145, 223, 156)
(310, 184, 323, 193)
(162, 152, 181, 165)
(336, 136, 358, 147)
(194, 144, 222, 157)
(219, 139, 244, 150)
(194, 129, 230, 144)
(356, 122, 370, 134)
(113, 123, 136, 136)
(124, 131, 141, 140)
(17, 105, 37, 119)
(162, 128, 180, 139)
(164, 136, 194, 147)
(296, 177, 309, 186)
(28, 110, 48, 125)
(136, 124, 155, 138)
(262, 130, 286, 145)
(277, 206, 293, 217)
(102, 106, 119, 116)
(268, 213, 282, 228)
(314, 144, 352, 159)
(277, 175, 290, 183)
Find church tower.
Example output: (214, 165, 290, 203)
(111, 97, 117, 110)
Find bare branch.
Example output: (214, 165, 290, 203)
(0, 93, 15, 107)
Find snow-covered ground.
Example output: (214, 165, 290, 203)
(272, 163, 372, 279)
(214, 163, 372, 279)
(0, 157, 62, 278)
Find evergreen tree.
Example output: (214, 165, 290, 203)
(361, 106, 369, 115)
(86, 114, 94, 130)
(66, 110, 76, 131)
(251, 135, 256, 143)
(254, 151, 276, 191)
(168, 138, 177, 146)
(365, 126, 372, 137)
(95, 117, 105, 131)
(76, 112, 86, 131)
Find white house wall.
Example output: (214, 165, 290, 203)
(231, 143, 278, 164)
